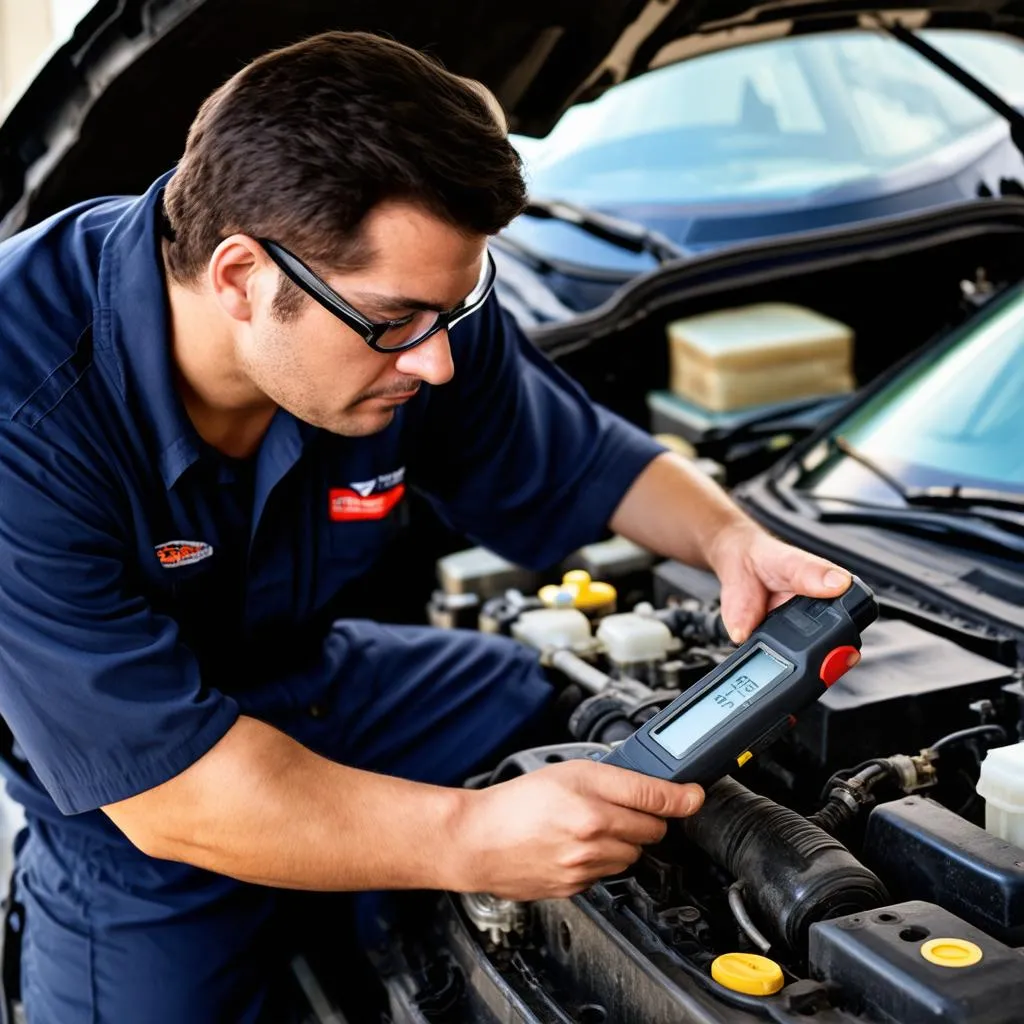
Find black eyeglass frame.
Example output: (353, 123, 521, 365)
(256, 238, 496, 353)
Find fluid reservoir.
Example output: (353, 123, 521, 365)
(511, 608, 592, 652)
(977, 742, 1024, 847)
(596, 613, 673, 679)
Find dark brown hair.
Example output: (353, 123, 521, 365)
(163, 31, 526, 307)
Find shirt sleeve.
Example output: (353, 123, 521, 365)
(412, 294, 666, 568)
(0, 420, 240, 815)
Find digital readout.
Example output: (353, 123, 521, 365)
(651, 646, 791, 759)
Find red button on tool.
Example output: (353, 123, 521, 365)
(820, 646, 861, 687)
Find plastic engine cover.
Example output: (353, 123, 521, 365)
(790, 618, 1015, 766)
(863, 797, 1024, 946)
(809, 900, 1024, 1024)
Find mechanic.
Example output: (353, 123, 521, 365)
(0, 30, 854, 1024)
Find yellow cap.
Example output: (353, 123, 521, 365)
(711, 953, 785, 996)
(920, 938, 983, 968)
(539, 571, 617, 612)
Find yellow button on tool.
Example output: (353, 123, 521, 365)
(736, 750, 753, 767)
(920, 938, 983, 967)
(711, 953, 785, 995)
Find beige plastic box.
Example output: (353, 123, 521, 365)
(666, 302, 856, 412)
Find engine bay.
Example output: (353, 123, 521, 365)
(376, 546, 1024, 1024)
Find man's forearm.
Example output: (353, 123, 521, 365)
(103, 715, 466, 892)
(102, 714, 707, 902)
(609, 451, 756, 569)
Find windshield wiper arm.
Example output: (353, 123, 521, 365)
(883, 20, 1024, 160)
(829, 436, 911, 501)
(800, 435, 1024, 543)
(782, 481, 1024, 554)
(805, 500, 1024, 556)
(902, 485, 1024, 515)
(522, 197, 686, 264)
(809, 435, 1024, 521)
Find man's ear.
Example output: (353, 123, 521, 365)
(208, 235, 266, 323)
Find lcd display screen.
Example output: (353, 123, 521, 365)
(651, 646, 791, 758)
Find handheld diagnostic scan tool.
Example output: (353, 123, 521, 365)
(601, 577, 878, 785)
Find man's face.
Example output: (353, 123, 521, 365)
(239, 201, 486, 436)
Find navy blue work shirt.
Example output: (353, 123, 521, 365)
(0, 172, 665, 820)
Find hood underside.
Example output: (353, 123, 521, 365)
(2, 0, 1023, 236)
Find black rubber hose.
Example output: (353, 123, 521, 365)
(679, 776, 889, 952)
(930, 724, 1007, 751)
(809, 762, 896, 836)
(806, 798, 853, 839)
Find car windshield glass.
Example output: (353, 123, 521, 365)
(794, 285, 1024, 504)
(511, 29, 1024, 211)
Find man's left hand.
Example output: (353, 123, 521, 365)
(707, 521, 852, 643)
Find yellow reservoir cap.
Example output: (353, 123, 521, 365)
(711, 953, 785, 996)
(538, 571, 617, 613)
(920, 938, 984, 968)
(653, 432, 698, 459)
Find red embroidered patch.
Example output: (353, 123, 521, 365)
(154, 540, 214, 568)
(329, 484, 405, 522)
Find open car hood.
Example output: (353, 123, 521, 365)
(3, 0, 1024, 236)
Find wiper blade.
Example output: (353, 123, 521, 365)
(808, 436, 1024, 536)
(786, 488, 1024, 556)
(822, 505, 1024, 555)
(883, 20, 1024, 161)
(522, 197, 686, 264)
(904, 485, 1024, 515)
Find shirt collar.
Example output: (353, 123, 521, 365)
(96, 171, 315, 491)
(97, 170, 202, 488)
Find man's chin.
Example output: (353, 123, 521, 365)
(323, 405, 396, 438)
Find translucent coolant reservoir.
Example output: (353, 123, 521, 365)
(596, 613, 673, 666)
(511, 608, 592, 651)
(977, 741, 1024, 848)
(666, 302, 855, 412)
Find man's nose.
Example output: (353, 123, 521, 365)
(395, 328, 454, 386)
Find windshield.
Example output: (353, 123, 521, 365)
(795, 286, 1024, 503)
(511, 29, 1024, 210)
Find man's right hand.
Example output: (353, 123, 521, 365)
(103, 718, 701, 898)
(449, 759, 704, 900)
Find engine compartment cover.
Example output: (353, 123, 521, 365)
(792, 618, 1015, 765)
(863, 796, 1024, 946)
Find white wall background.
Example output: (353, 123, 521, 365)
(0, 0, 95, 112)
(50, 0, 94, 40)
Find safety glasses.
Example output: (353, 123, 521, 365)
(256, 238, 496, 353)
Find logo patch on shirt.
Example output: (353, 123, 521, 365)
(155, 540, 215, 568)
(329, 467, 406, 522)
